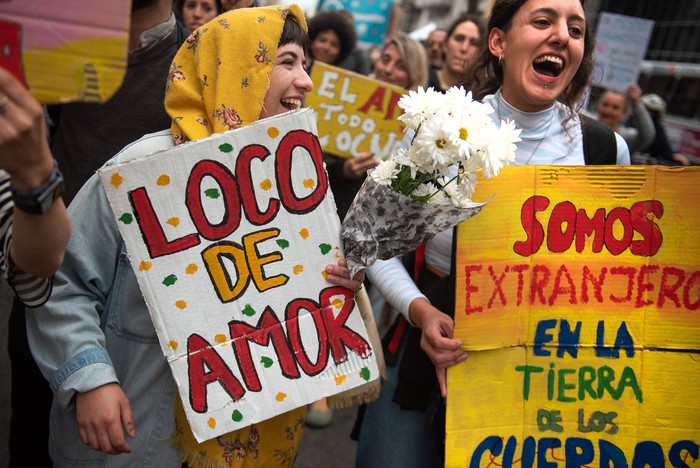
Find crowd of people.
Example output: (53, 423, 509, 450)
(0, 0, 694, 466)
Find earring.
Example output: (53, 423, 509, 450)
(498, 55, 503, 67)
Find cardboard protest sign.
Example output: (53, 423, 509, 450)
(0, 0, 129, 103)
(306, 62, 406, 160)
(446, 165, 700, 467)
(98, 109, 379, 442)
(593, 12, 654, 92)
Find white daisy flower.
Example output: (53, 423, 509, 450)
(369, 159, 400, 186)
(482, 119, 521, 178)
(397, 87, 445, 129)
(412, 113, 458, 172)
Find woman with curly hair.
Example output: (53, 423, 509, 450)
(307, 9, 358, 67)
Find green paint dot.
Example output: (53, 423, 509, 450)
(260, 356, 273, 368)
(231, 409, 243, 422)
(219, 143, 234, 153)
(360, 367, 371, 382)
(162, 274, 178, 287)
(119, 213, 133, 224)
(319, 243, 332, 255)
(204, 188, 220, 199)
(242, 304, 256, 317)
(276, 239, 290, 249)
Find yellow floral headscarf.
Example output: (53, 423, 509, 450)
(166, 5, 309, 466)
(165, 4, 307, 144)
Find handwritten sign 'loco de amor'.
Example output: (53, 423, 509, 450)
(99, 109, 378, 442)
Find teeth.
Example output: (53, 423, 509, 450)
(281, 98, 301, 110)
(534, 55, 563, 68)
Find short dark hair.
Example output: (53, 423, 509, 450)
(466, 0, 594, 113)
(279, 13, 310, 58)
(307, 10, 358, 65)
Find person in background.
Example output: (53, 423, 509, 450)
(26, 5, 364, 467)
(424, 28, 447, 70)
(596, 83, 655, 157)
(427, 14, 484, 92)
(9, 1, 187, 466)
(357, 1, 630, 466)
(637, 93, 691, 166)
(307, 9, 357, 69)
(0, 67, 70, 307)
(174, 0, 223, 32)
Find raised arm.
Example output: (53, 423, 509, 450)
(0, 66, 70, 280)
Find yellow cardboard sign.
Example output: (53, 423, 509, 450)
(0, 0, 130, 103)
(447, 165, 700, 467)
(306, 62, 407, 159)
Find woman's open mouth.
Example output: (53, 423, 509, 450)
(533, 55, 564, 77)
(281, 98, 302, 111)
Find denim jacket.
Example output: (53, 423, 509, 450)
(26, 131, 183, 467)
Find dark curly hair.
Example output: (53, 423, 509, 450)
(307, 10, 358, 65)
(465, 0, 594, 114)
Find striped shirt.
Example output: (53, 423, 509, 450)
(0, 171, 52, 307)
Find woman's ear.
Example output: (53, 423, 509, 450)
(488, 27, 506, 58)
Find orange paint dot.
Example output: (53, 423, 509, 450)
(259, 179, 272, 191)
(167, 217, 180, 227)
(139, 261, 152, 271)
(185, 263, 198, 275)
(299, 228, 309, 239)
(275, 392, 287, 402)
(267, 127, 280, 138)
(215, 334, 227, 344)
(175, 300, 188, 310)
(168, 340, 179, 351)
(207, 418, 217, 429)
(332, 298, 343, 309)
(334, 374, 347, 385)
(321, 270, 329, 280)
(110, 173, 124, 189)
(157, 174, 171, 186)
(293, 265, 303, 275)
(302, 178, 315, 188)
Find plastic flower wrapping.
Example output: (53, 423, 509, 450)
(340, 86, 522, 276)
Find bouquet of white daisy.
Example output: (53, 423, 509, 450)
(340, 86, 521, 276)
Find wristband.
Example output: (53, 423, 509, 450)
(11, 161, 64, 214)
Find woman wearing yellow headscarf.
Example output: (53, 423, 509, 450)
(27, 5, 364, 467)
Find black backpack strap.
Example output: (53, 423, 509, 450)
(580, 113, 617, 165)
